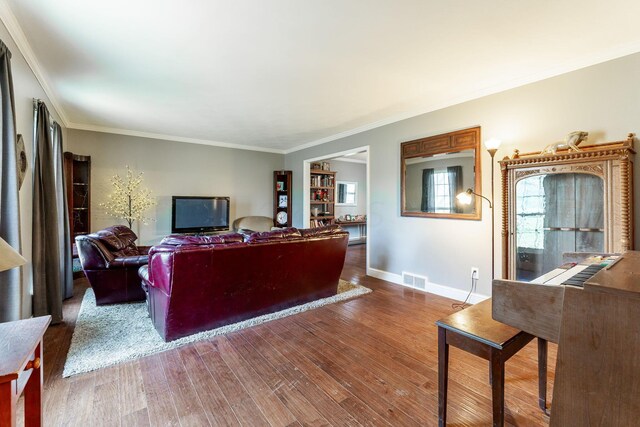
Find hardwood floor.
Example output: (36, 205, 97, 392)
(23, 245, 555, 426)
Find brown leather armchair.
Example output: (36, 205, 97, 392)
(75, 225, 149, 305)
(232, 216, 274, 232)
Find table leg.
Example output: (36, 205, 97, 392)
(537, 338, 548, 413)
(24, 341, 43, 427)
(0, 381, 17, 427)
(438, 327, 449, 427)
(490, 348, 505, 427)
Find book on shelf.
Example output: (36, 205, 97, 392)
(310, 219, 333, 228)
(310, 175, 334, 187)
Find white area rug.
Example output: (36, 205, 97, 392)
(63, 280, 371, 377)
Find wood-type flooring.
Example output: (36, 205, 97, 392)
(18, 245, 554, 426)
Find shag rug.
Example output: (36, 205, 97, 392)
(63, 280, 371, 377)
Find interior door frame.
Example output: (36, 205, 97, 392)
(303, 145, 370, 272)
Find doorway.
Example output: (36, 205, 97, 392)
(303, 146, 370, 271)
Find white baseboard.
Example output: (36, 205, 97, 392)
(367, 267, 489, 304)
(367, 267, 402, 284)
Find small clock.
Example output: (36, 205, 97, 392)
(276, 211, 288, 225)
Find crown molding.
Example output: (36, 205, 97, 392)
(67, 122, 286, 154)
(0, 0, 69, 126)
(2, 1, 639, 155)
(285, 44, 640, 155)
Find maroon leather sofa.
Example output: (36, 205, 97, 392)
(75, 225, 149, 305)
(138, 225, 349, 341)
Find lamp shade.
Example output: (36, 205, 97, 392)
(484, 138, 502, 151)
(456, 188, 473, 205)
(0, 237, 26, 272)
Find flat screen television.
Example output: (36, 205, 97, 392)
(171, 196, 230, 233)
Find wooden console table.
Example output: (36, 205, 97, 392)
(334, 220, 366, 244)
(436, 299, 547, 426)
(0, 316, 51, 427)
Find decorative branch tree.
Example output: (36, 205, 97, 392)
(100, 166, 156, 228)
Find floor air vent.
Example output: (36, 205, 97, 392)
(402, 272, 427, 290)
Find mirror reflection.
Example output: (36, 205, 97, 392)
(336, 181, 357, 206)
(404, 150, 476, 214)
(515, 173, 604, 281)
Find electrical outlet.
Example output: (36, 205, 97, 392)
(471, 267, 479, 279)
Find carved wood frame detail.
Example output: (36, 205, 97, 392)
(499, 133, 635, 279)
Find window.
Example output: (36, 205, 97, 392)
(516, 175, 545, 249)
(336, 181, 357, 206)
(433, 171, 451, 213)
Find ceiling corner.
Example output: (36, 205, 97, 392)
(0, 0, 70, 126)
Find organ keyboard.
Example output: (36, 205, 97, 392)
(492, 251, 640, 426)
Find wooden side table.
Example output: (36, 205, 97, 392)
(0, 316, 51, 427)
(436, 299, 547, 426)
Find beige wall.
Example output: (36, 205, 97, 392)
(0, 20, 66, 318)
(286, 52, 640, 297)
(66, 130, 284, 245)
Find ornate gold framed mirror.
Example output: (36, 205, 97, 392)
(500, 133, 635, 280)
(401, 126, 482, 220)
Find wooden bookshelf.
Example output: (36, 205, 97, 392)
(274, 170, 292, 227)
(63, 152, 91, 244)
(310, 169, 336, 228)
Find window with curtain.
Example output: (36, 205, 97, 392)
(0, 39, 23, 322)
(433, 171, 451, 213)
(32, 100, 72, 323)
(423, 168, 462, 213)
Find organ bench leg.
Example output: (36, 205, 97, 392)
(538, 338, 548, 413)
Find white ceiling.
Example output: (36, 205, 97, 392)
(3, 1, 640, 153)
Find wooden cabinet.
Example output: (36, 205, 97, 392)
(499, 134, 635, 279)
(63, 152, 91, 244)
(310, 169, 336, 227)
(0, 316, 51, 427)
(274, 170, 292, 227)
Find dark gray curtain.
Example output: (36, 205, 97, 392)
(0, 40, 23, 322)
(574, 174, 604, 252)
(542, 173, 604, 274)
(447, 166, 463, 213)
(53, 122, 73, 298)
(32, 101, 63, 323)
(421, 168, 435, 212)
(338, 183, 345, 204)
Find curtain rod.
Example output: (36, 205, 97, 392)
(32, 98, 59, 126)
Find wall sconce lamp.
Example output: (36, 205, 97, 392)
(456, 138, 502, 280)
(0, 237, 26, 273)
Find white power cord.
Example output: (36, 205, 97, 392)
(452, 272, 478, 310)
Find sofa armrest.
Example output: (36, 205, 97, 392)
(138, 265, 150, 292)
(75, 236, 115, 269)
(145, 245, 176, 296)
(108, 255, 149, 269)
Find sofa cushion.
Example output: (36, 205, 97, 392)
(246, 227, 302, 243)
(95, 225, 139, 256)
(299, 224, 344, 238)
(108, 255, 149, 269)
(160, 233, 244, 246)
